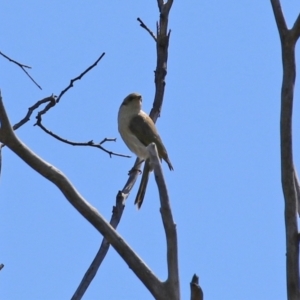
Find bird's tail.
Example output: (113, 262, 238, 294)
(135, 159, 151, 209)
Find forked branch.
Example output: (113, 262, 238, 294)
(271, 0, 300, 298)
(0, 51, 42, 89)
(0, 93, 165, 300)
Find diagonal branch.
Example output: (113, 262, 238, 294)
(13, 96, 55, 130)
(137, 18, 157, 41)
(7, 52, 122, 157)
(56, 52, 105, 103)
(0, 93, 165, 300)
(36, 119, 130, 158)
(291, 13, 300, 41)
(0, 51, 42, 90)
(270, 0, 288, 41)
(71, 169, 141, 300)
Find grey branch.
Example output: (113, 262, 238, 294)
(291, 14, 300, 40)
(137, 17, 157, 41)
(270, 0, 287, 39)
(150, 0, 173, 122)
(190, 274, 204, 300)
(0, 51, 42, 90)
(73, 1, 176, 298)
(147, 143, 180, 300)
(71, 169, 141, 300)
(0, 93, 166, 300)
(271, 0, 300, 298)
(56, 53, 105, 103)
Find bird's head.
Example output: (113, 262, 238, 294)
(121, 93, 142, 111)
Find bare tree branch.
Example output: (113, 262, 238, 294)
(148, 143, 180, 299)
(190, 274, 203, 300)
(0, 51, 42, 90)
(4, 53, 123, 157)
(0, 93, 166, 300)
(157, 0, 164, 13)
(270, 0, 288, 40)
(71, 159, 142, 299)
(56, 52, 105, 103)
(0, 264, 4, 271)
(271, 1, 300, 298)
(151, 0, 173, 121)
(35, 119, 130, 158)
(137, 18, 157, 41)
(13, 96, 55, 131)
(74, 1, 176, 297)
(291, 14, 300, 41)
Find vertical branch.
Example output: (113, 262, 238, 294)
(271, 0, 300, 298)
(73, 1, 175, 298)
(190, 274, 204, 300)
(150, 0, 174, 121)
(147, 143, 180, 300)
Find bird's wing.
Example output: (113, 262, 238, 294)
(129, 113, 173, 170)
(129, 113, 167, 155)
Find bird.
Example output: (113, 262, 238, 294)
(118, 92, 173, 208)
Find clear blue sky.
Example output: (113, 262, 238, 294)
(1, 1, 299, 299)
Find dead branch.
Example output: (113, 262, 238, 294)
(6, 52, 123, 157)
(0, 93, 165, 300)
(190, 274, 203, 300)
(13, 96, 55, 130)
(0, 50, 42, 89)
(71, 158, 142, 300)
(137, 18, 157, 41)
(73, 1, 175, 298)
(148, 142, 179, 299)
(35, 120, 130, 158)
(56, 52, 105, 103)
(271, 0, 300, 298)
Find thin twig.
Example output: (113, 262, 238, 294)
(0, 51, 42, 90)
(35, 120, 130, 158)
(27, 53, 124, 157)
(13, 96, 55, 130)
(137, 18, 157, 41)
(56, 52, 105, 103)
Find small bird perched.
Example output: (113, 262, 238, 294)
(118, 92, 173, 208)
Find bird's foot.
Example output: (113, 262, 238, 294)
(128, 167, 142, 175)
